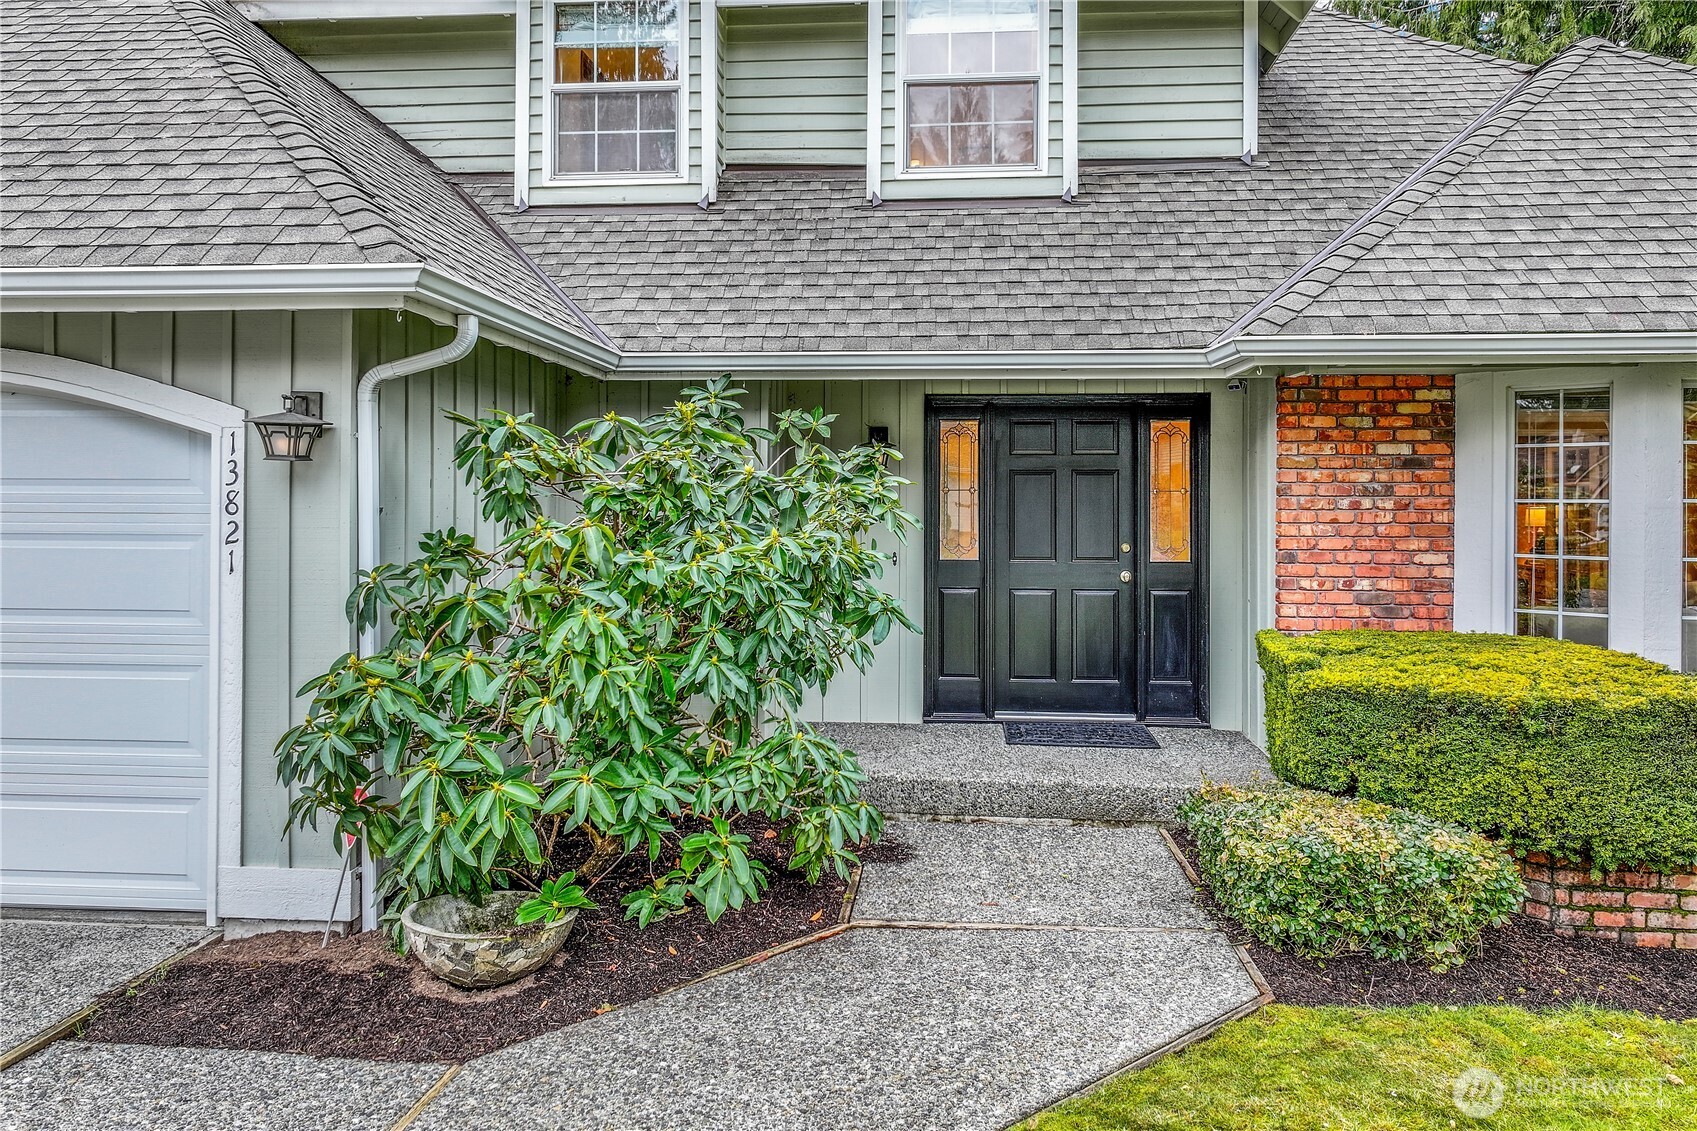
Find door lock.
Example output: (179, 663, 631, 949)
(1120, 570, 1133, 583)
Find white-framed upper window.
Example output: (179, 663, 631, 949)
(550, 0, 685, 180)
(901, 0, 1044, 173)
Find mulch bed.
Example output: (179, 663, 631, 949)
(80, 821, 897, 1063)
(1169, 829, 1697, 1020)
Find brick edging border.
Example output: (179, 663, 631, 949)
(1518, 852, 1697, 950)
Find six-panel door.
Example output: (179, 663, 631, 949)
(991, 410, 1136, 715)
(926, 398, 1206, 724)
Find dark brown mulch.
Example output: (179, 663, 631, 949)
(81, 822, 892, 1064)
(1169, 829, 1697, 1020)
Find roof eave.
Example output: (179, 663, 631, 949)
(0, 264, 618, 376)
(1218, 332, 1697, 370)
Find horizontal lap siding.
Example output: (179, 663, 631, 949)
(721, 4, 866, 167)
(267, 18, 515, 175)
(1078, 0, 1244, 161)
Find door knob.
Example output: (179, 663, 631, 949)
(1120, 570, 1132, 583)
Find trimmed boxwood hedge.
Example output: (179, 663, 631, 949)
(1258, 629, 1697, 873)
(1181, 782, 1523, 970)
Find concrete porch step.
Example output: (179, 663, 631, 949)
(825, 722, 1273, 824)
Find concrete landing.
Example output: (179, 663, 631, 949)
(833, 723, 1272, 822)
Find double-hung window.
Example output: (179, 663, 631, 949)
(902, 0, 1043, 172)
(551, 1, 684, 179)
(1512, 389, 1610, 647)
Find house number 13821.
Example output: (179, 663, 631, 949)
(224, 431, 241, 575)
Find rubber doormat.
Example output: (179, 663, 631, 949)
(1003, 722, 1160, 749)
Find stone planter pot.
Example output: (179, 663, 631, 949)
(400, 891, 578, 989)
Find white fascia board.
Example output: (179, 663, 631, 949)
(614, 348, 1221, 381)
(0, 263, 617, 376)
(413, 268, 619, 373)
(1219, 332, 1697, 369)
(0, 263, 425, 308)
(236, 1, 514, 19)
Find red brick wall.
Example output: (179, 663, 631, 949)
(1275, 374, 1456, 631)
(1520, 853, 1697, 949)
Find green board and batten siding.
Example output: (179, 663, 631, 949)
(720, 4, 866, 167)
(0, 310, 572, 872)
(266, 17, 517, 176)
(1079, 0, 1245, 161)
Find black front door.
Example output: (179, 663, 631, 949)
(925, 397, 1208, 724)
(991, 408, 1135, 715)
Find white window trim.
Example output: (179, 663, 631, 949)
(1454, 366, 1686, 667)
(540, 0, 692, 187)
(1506, 385, 1612, 645)
(892, 0, 1054, 181)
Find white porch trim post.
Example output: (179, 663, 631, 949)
(1062, 0, 1078, 198)
(514, 0, 531, 208)
(702, 0, 720, 205)
(1242, 0, 1259, 160)
(1612, 369, 1685, 666)
(866, 0, 883, 204)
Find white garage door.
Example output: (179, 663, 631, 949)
(1, 387, 213, 910)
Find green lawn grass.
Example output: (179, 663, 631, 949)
(1020, 1005, 1696, 1130)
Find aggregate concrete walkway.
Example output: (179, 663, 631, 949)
(839, 723, 1272, 822)
(0, 747, 1268, 1130)
(0, 1042, 442, 1131)
(413, 818, 1262, 1131)
(0, 914, 213, 1054)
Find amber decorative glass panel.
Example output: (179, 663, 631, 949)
(1149, 420, 1192, 563)
(1514, 389, 1609, 645)
(938, 419, 981, 561)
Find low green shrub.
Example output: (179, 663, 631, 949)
(1181, 782, 1524, 970)
(1259, 630, 1697, 873)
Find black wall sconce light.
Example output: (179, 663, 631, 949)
(248, 392, 333, 462)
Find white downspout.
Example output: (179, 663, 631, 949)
(354, 313, 480, 929)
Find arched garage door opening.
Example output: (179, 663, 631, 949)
(1, 350, 244, 919)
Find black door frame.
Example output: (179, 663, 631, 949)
(923, 394, 1211, 726)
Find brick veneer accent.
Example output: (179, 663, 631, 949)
(1275, 374, 1455, 631)
(1519, 853, 1697, 949)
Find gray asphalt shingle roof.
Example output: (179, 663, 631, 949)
(4, 7, 1690, 356)
(1, 0, 597, 340)
(464, 12, 1536, 354)
(1225, 38, 1697, 339)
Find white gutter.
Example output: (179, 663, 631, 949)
(4, 268, 1689, 379)
(353, 313, 481, 929)
(613, 332, 1697, 380)
(0, 265, 617, 375)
